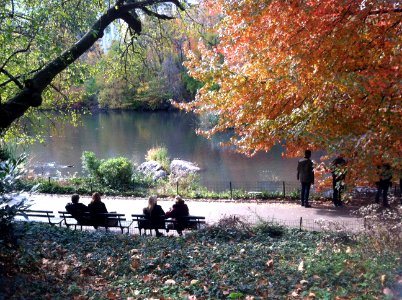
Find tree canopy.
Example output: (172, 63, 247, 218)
(181, 0, 401, 184)
(0, 0, 185, 132)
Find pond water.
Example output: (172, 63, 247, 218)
(27, 111, 309, 187)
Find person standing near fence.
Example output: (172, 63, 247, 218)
(331, 154, 347, 207)
(297, 150, 314, 208)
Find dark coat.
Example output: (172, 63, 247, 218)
(166, 202, 189, 231)
(88, 201, 108, 227)
(297, 158, 314, 184)
(143, 205, 166, 229)
(65, 203, 90, 224)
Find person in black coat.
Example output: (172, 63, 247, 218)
(65, 194, 90, 224)
(297, 150, 314, 208)
(165, 195, 189, 235)
(88, 192, 108, 229)
(143, 195, 165, 237)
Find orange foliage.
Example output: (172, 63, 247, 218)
(179, 0, 401, 185)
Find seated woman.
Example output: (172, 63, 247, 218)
(165, 195, 189, 236)
(142, 196, 165, 237)
(65, 194, 91, 225)
(88, 192, 108, 229)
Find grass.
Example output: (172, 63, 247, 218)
(1, 219, 400, 300)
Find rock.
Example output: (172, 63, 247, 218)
(170, 159, 200, 177)
(137, 161, 167, 180)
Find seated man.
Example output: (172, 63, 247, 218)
(165, 195, 189, 236)
(65, 194, 91, 225)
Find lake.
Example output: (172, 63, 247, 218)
(28, 111, 308, 190)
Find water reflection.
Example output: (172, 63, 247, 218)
(28, 111, 304, 184)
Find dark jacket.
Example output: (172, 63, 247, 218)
(166, 202, 189, 231)
(297, 158, 314, 184)
(65, 202, 89, 216)
(165, 202, 189, 219)
(88, 201, 108, 227)
(143, 205, 166, 229)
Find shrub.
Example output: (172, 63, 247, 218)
(81, 151, 101, 178)
(145, 146, 170, 171)
(0, 154, 34, 245)
(98, 157, 133, 189)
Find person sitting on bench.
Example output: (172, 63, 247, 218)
(142, 195, 166, 237)
(88, 192, 108, 229)
(65, 194, 91, 225)
(165, 195, 189, 236)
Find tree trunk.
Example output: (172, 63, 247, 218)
(0, 0, 183, 130)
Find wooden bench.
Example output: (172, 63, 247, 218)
(58, 211, 133, 234)
(15, 210, 63, 226)
(131, 214, 206, 236)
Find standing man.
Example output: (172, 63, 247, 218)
(297, 150, 314, 208)
(331, 154, 347, 207)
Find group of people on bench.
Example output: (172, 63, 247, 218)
(65, 192, 108, 229)
(65, 193, 190, 236)
(142, 195, 189, 237)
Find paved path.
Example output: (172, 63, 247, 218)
(29, 194, 363, 231)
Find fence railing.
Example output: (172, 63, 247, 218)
(193, 180, 301, 196)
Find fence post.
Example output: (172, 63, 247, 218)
(48, 176, 51, 184)
(90, 178, 93, 194)
(176, 181, 179, 195)
(283, 181, 286, 197)
(299, 217, 302, 231)
(230, 181, 233, 199)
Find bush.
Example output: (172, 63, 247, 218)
(81, 151, 101, 178)
(145, 146, 170, 171)
(98, 157, 133, 189)
(0, 154, 34, 245)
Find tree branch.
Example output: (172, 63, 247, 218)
(0, 0, 185, 130)
(0, 68, 24, 89)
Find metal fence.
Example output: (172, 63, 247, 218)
(190, 180, 301, 196)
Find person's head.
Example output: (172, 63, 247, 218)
(304, 150, 312, 159)
(92, 192, 101, 203)
(148, 195, 157, 211)
(71, 194, 80, 204)
(175, 195, 184, 204)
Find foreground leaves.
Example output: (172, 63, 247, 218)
(0, 221, 400, 299)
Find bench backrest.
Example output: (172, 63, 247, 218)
(58, 211, 127, 227)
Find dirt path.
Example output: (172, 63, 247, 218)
(30, 194, 364, 231)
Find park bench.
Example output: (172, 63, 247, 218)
(131, 214, 206, 236)
(58, 211, 133, 234)
(15, 209, 63, 226)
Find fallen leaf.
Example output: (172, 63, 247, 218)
(266, 259, 274, 269)
(190, 279, 199, 285)
(164, 279, 176, 285)
(300, 279, 308, 285)
(130, 258, 140, 271)
(308, 292, 316, 299)
(380, 274, 386, 286)
(383, 288, 394, 296)
(298, 260, 304, 272)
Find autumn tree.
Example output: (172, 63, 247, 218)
(0, 0, 186, 133)
(181, 0, 401, 185)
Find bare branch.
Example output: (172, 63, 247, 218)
(50, 83, 69, 102)
(142, 7, 175, 20)
(0, 68, 24, 89)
